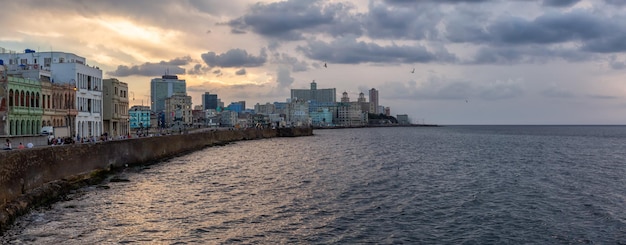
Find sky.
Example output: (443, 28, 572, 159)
(1, 0, 626, 125)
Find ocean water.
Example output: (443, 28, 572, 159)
(2, 126, 625, 244)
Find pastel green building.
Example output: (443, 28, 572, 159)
(4, 76, 43, 136)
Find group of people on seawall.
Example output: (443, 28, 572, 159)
(3, 138, 33, 150)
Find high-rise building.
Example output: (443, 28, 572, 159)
(201, 92, 218, 110)
(369, 88, 379, 114)
(150, 75, 186, 114)
(291, 80, 336, 103)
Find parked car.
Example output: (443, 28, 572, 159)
(41, 126, 54, 135)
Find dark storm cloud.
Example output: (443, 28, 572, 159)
(542, 0, 581, 7)
(489, 11, 611, 45)
(297, 36, 456, 64)
(0, 0, 225, 32)
(226, 0, 362, 40)
(582, 34, 626, 53)
(201, 49, 267, 68)
(446, 7, 626, 58)
(604, 0, 626, 6)
(470, 45, 589, 64)
(228, 0, 445, 41)
(107, 56, 191, 77)
(443, 8, 490, 43)
(223, 0, 626, 66)
(385, 0, 491, 4)
(235, 68, 247, 75)
(187, 64, 211, 75)
(447, 10, 613, 45)
(363, 1, 442, 40)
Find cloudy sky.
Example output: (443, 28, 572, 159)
(2, 0, 626, 124)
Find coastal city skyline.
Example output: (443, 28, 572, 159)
(2, 0, 626, 124)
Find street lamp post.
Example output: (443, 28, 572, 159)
(67, 82, 77, 143)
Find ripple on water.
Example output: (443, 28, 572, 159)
(2, 127, 626, 244)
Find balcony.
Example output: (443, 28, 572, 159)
(10, 106, 44, 115)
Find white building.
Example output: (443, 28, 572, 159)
(0, 49, 103, 138)
(287, 99, 310, 126)
(337, 102, 367, 126)
(203, 109, 219, 127)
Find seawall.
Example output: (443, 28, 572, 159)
(0, 127, 312, 233)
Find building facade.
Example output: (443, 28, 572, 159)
(220, 110, 238, 127)
(337, 102, 367, 127)
(3, 76, 43, 136)
(150, 75, 186, 114)
(201, 92, 219, 110)
(254, 102, 275, 115)
(369, 88, 379, 115)
(164, 92, 192, 131)
(287, 99, 310, 126)
(102, 78, 130, 138)
(310, 108, 333, 127)
(290, 80, 336, 103)
(396, 114, 410, 124)
(358, 92, 370, 113)
(129, 105, 150, 132)
(227, 101, 246, 113)
(0, 64, 78, 138)
(0, 49, 103, 139)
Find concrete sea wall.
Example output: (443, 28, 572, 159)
(0, 127, 312, 232)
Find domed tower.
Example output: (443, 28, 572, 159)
(341, 91, 350, 102)
(358, 92, 366, 103)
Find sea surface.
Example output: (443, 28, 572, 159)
(2, 126, 625, 244)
